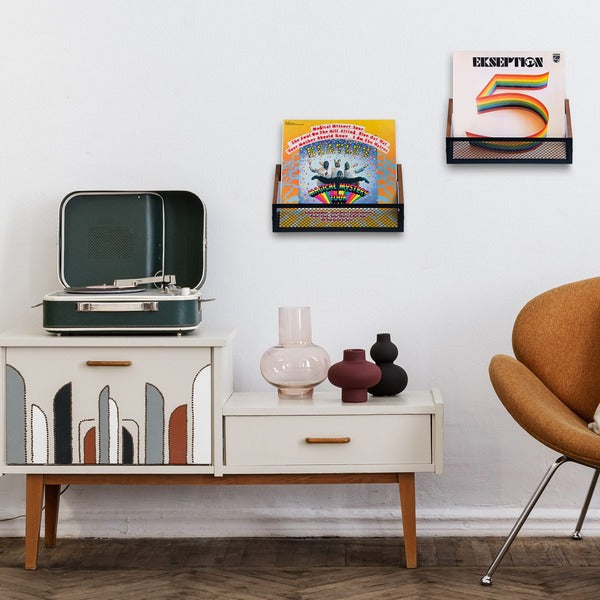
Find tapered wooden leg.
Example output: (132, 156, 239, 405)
(398, 472, 417, 568)
(25, 474, 44, 570)
(44, 484, 61, 548)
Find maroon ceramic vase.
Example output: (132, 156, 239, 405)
(327, 349, 381, 403)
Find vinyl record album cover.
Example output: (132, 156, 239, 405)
(280, 119, 396, 205)
(453, 51, 566, 148)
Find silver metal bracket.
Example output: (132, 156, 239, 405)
(113, 275, 177, 289)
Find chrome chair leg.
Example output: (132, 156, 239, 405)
(571, 469, 600, 540)
(480, 455, 571, 586)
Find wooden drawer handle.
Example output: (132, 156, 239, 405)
(305, 437, 351, 444)
(86, 360, 132, 367)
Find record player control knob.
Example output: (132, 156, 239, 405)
(179, 287, 191, 296)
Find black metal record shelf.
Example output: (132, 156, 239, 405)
(272, 164, 404, 232)
(446, 98, 572, 164)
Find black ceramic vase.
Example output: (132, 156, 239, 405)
(367, 333, 408, 396)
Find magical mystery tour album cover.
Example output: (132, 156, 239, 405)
(452, 51, 566, 148)
(280, 119, 397, 205)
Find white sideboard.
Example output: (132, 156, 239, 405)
(0, 329, 443, 570)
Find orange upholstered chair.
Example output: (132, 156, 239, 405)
(482, 277, 600, 585)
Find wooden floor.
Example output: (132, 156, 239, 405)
(1, 536, 600, 599)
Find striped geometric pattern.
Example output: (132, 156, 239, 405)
(6, 351, 212, 467)
(2, 537, 600, 599)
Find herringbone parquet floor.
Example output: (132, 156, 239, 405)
(1, 536, 600, 599)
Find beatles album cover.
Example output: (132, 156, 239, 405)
(280, 119, 397, 205)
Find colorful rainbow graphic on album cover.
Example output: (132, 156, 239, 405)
(452, 51, 566, 151)
(280, 120, 397, 205)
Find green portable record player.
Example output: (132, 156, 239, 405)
(42, 190, 208, 334)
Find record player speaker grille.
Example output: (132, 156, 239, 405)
(88, 225, 135, 260)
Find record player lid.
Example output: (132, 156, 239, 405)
(59, 191, 164, 289)
(58, 191, 206, 291)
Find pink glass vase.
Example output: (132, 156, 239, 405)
(260, 307, 330, 399)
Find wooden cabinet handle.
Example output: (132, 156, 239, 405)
(305, 437, 351, 444)
(86, 360, 132, 367)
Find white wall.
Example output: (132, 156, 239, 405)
(2, 0, 600, 538)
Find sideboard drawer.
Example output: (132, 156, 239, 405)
(225, 414, 432, 467)
(5, 346, 212, 466)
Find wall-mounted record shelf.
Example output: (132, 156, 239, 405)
(272, 164, 404, 232)
(446, 98, 572, 164)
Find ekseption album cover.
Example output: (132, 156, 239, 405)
(452, 51, 566, 143)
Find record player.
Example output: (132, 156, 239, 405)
(42, 190, 208, 334)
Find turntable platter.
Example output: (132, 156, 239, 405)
(64, 285, 147, 294)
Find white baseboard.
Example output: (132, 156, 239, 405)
(2, 506, 600, 538)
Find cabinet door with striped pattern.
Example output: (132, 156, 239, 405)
(5, 347, 212, 468)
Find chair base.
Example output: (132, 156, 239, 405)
(480, 456, 600, 585)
